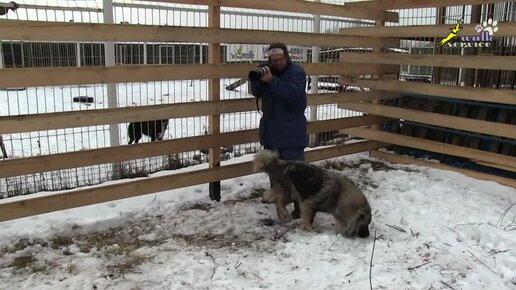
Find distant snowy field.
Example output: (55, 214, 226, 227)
(0, 151, 515, 290)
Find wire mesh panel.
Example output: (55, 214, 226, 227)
(380, 3, 516, 171)
(0, 1, 109, 197)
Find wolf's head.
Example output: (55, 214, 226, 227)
(252, 149, 280, 173)
(354, 207, 372, 238)
(338, 205, 372, 238)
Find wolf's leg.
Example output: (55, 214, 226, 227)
(333, 215, 347, 236)
(333, 213, 354, 237)
(300, 202, 315, 231)
(275, 195, 291, 223)
(291, 199, 301, 219)
(261, 189, 276, 204)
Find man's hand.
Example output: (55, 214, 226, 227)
(260, 66, 273, 82)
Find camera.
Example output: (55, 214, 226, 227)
(248, 64, 270, 81)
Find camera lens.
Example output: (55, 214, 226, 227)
(247, 65, 268, 81)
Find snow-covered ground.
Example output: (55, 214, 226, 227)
(1, 151, 515, 290)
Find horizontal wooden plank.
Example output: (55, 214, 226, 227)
(339, 79, 516, 105)
(338, 102, 516, 139)
(340, 127, 516, 170)
(0, 20, 400, 48)
(0, 99, 254, 134)
(340, 52, 516, 71)
(0, 63, 398, 88)
(473, 160, 516, 173)
(0, 116, 383, 178)
(325, 91, 401, 103)
(0, 130, 255, 179)
(0, 140, 383, 222)
(370, 150, 516, 189)
(308, 115, 386, 133)
(154, 0, 398, 22)
(307, 140, 386, 162)
(0, 93, 385, 134)
(0, 93, 388, 134)
(346, 0, 509, 10)
(340, 22, 516, 37)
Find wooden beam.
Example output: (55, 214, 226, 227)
(340, 127, 516, 170)
(150, 0, 398, 22)
(0, 140, 383, 222)
(473, 160, 516, 173)
(0, 99, 255, 134)
(0, 63, 398, 88)
(346, 0, 509, 10)
(308, 115, 386, 133)
(339, 22, 516, 37)
(0, 116, 382, 178)
(208, 4, 222, 201)
(0, 130, 256, 179)
(340, 52, 516, 71)
(338, 102, 516, 139)
(305, 140, 385, 162)
(0, 93, 385, 134)
(370, 150, 516, 189)
(0, 20, 399, 48)
(340, 79, 516, 105)
(312, 91, 401, 104)
(371, 18, 387, 132)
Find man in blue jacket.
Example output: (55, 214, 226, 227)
(250, 42, 308, 218)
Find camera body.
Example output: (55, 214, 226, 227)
(247, 63, 270, 81)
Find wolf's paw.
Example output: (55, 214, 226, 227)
(302, 223, 314, 232)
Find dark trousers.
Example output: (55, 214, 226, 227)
(263, 146, 304, 218)
(263, 146, 305, 161)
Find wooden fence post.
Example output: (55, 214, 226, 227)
(208, 4, 221, 201)
(369, 15, 388, 156)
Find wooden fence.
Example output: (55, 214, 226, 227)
(0, 0, 515, 222)
(338, 0, 516, 187)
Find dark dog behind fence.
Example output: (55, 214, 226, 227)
(127, 119, 169, 144)
(0, 135, 7, 158)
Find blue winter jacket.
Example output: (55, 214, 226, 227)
(250, 62, 308, 149)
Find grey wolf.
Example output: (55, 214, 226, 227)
(127, 119, 169, 144)
(0, 135, 7, 158)
(0, 2, 18, 16)
(253, 149, 372, 238)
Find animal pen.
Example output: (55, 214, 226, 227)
(0, 0, 514, 222)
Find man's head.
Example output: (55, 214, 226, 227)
(267, 42, 290, 72)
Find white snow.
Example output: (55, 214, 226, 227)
(0, 151, 515, 290)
